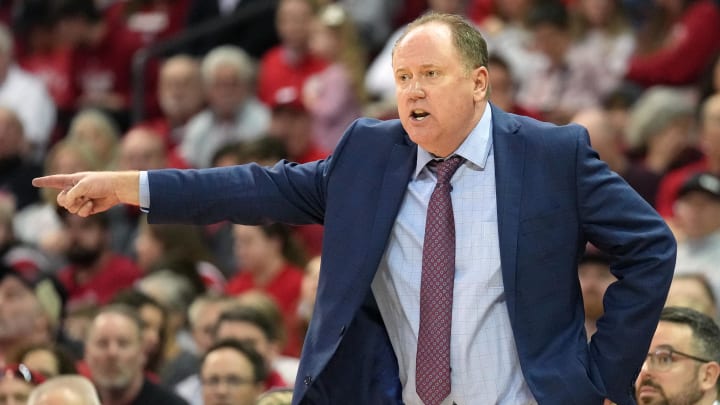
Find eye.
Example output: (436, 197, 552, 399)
(427, 70, 439, 78)
(396, 73, 411, 82)
(656, 352, 673, 366)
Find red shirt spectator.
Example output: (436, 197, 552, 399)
(257, 46, 327, 107)
(58, 254, 142, 309)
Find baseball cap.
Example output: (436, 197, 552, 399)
(677, 172, 720, 201)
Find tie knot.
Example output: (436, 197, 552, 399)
(432, 155, 464, 184)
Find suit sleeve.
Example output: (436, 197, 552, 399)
(575, 129, 676, 404)
(145, 159, 328, 226)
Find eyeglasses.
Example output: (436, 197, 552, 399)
(1, 364, 46, 385)
(643, 346, 714, 372)
(201, 375, 256, 388)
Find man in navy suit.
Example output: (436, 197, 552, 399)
(35, 13, 675, 405)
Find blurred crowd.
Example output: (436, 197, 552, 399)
(0, 0, 719, 404)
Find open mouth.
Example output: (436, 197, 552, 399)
(411, 109, 430, 121)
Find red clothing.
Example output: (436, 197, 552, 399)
(655, 158, 709, 218)
(294, 143, 329, 164)
(18, 46, 75, 110)
(626, 0, 720, 86)
(58, 254, 142, 310)
(104, 0, 190, 47)
(257, 47, 327, 107)
(225, 263, 304, 356)
(133, 119, 189, 169)
(265, 370, 287, 390)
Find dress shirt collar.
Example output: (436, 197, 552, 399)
(414, 101, 493, 179)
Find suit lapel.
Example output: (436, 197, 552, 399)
(491, 105, 524, 324)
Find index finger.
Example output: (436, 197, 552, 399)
(32, 174, 78, 190)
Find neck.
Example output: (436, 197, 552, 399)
(98, 375, 143, 405)
(251, 257, 285, 287)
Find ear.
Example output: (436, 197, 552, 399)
(472, 66, 490, 102)
(699, 361, 720, 391)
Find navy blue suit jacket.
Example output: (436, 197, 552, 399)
(147, 105, 676, 405)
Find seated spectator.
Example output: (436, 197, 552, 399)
(578, 246, 616, 338)
(10, 343, 78, 379)
(55, 210, 142, 313)
(65, 109, 120, 170)
(487, 54, 540, 119)
(666, 274, 717, 320)
(302, 4, 365, 151)
(28, 375, 101, 405)
(516, 1, 613, 124)
(82, 305, 189, 404)
(267, 96, 329, 165)
(200, 339, 266, 405)
(225, 224, 305, 356)
(160, 294, 235, 387)
(635, 306, 720, 405)
(626, 0, 720, 87)
(112, 290, 169, 376)
(0, 107, 42, 210)
(136, 54, 204, 169)
(0, 363, 45, 404)
(0, 23, 56, 160)
(673, 173, 720, 297)
(256, 0, 327, 108)
(624, 86, 698, 206)
(572, 107, 628, 176)
(657, 94, 720, 218)
(180, 46, 269, 168)
(103, 0, 190, 48)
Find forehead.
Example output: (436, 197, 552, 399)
(0, 275, 32, 294)
(89, 313, 140, 339)
(202, 348, 253, 374)
(393, 22, 457, 68)
(217, 320, 266, 340)
(651, 321, 695, 351)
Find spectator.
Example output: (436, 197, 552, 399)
(666, 274, 718, 320)
(626, 0, 720, 87)
(487, 54, 540, 119)
(180, 46, 269, 168)
(200, 339, 266, 405)
(136, 54, 204, 169)
(578, 246, 616, 337)
(225, 224, 305, 356)
(624, 86, 698, 206)
(0, 107, 42, 210)
(103, 0, 190, 48)
(0, 23, 56, 160)
(303, 4, 365, 151)
(517, 1, 613, 124)
(83, 305, 189, 405)
(572, 107, 629, 176)
(0, 363, 45, 405)
(11, 343, 78, 379)
(256, 0, 327, 107)
(635, 306, 720, 405)
(160, 294, 235, 387)
(55, 210, 142, 311)
(657, 94, 720, 218)
(673, 172, 720, 296)
(266, 97, 329, 165)
(28, 375, 101, 405)
(65, 109, 120, 170)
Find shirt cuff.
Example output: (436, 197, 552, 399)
(139, 171, 150, 213)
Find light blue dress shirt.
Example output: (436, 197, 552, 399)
(371, 104, 536, 405)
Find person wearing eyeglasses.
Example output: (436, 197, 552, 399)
(636, 306, 720, 405)
(200, 339, 266, 405)
(0, 363, 45, 405)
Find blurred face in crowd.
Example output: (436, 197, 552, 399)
(674, 192, 720, 240)
(0, 108, 24, 159)
(635, 321, 717, 405)
(21, 349, 59, 379)
(699, 95, 720, 161)
(201, 347, 263, 405)
(192, 301, 230, 354)
(206, 64, 248, 119)
(158, 57, 204, 123)
(138, 304, 164, 366)
(665, 277, 717, 320)
(68, 116, 116, 165)
(0, 276, 39, 342)
(308, 21, 339, 62)
(578, 260, 615, 321)
(233, 225, 282, 274)
(393, 22, 488, 158)
(215, 320, 275, 365)
(84, 312, 145, 391)
(62, 215, 107, 268)
(133, 225, 162, 272)
(0, 369, 34, 405)
(276, 0, 314, 52)
(118, 129, 166, 171)
(488, 60, 513, 112)
(579, 0, 615, 27)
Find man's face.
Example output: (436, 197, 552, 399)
(0, 276, 39, 341)
(85, 312, 145, 391)
(0, 372, 34, 405)
(158, 60, 204, 122)
(635, 322, 711, 405)
(674, 192, 720, 240)
(0, 109, 23, 159)
(192, 302, 229, 354)
(276, 0, 313, 51)
(393, 22, 488, 158)
(578, 261, 615, 321)
(118, 130, 166, 171)
(201, 348, 263, 405)
(206, 65, 247, 118)
(63, 215, 106, 267)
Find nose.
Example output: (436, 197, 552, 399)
(408, 79, 425, 99)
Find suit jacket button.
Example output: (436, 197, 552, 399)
(304, 376, 312, 386)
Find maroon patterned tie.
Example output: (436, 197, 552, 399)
(416, 155, 464, 405)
